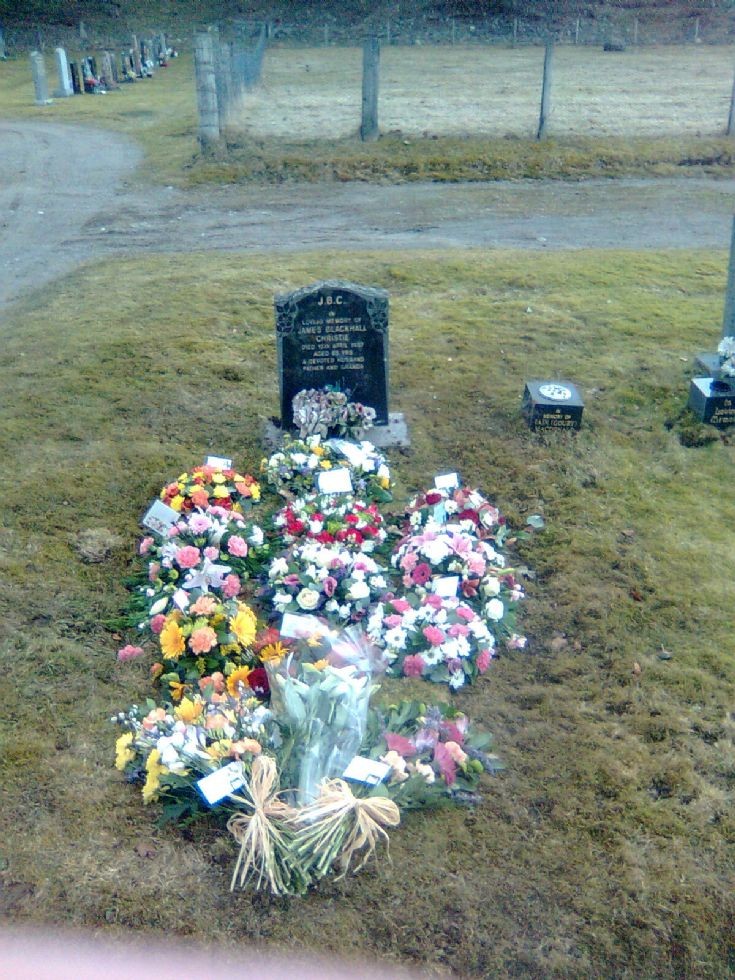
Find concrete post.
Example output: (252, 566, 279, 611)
(721, 216, 735, 339)
(30, 51, 51, 105)
(131, 34, 142, 76)
(194, 31, 221, 147)
(360, 36, 380, 142)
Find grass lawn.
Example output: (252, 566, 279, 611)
(1, 247, 733, 977)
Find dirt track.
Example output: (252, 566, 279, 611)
(1, 119, 734, 312)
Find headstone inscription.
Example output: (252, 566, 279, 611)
(688, 377, 735, 428)
(522, 380, 584, 431)
(30, 51, 51, 106)
(275, 280, 389, 429)
(53, 47, 73, 97)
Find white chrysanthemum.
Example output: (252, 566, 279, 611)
(384, 627, 407, 650)
(449, 670, 466, 690)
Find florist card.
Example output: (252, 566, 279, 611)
(434, 472, 460, 490)
(141, 500, 180, 536)
(317, 467, 353, 495)
(196, 762, 246, 806)
(205, 455, 233, 469)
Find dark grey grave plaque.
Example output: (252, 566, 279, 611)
(275, 280, 389, 428)
(688, 377, 735, 428)
(523, 380, 584, 431)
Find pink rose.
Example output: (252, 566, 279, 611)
(117, 644, 144, 662)
(476, 648, 493, 673)
(323, 576, 338, 597)
(150, 613, 166, 634)
(402, 654, 426, 678)
(175, 546, 201, 569)
(222, 574, 241, 599)
(423, 626, 445, 646)
(284, 574, 301, 587)
(139, 536, 154, 556)
(227, 535, 249, 557)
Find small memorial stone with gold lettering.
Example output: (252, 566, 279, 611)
(275, 280, 389, 428)
(688, 377, 735, 428)
(522, 380, 584, 432)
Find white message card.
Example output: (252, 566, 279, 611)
(434, 471, 460, 490)
(432, 575, 460, 598)
(316, 467, 353, 495)
(196, 762, 245, 806)
(280, 612, 324, 639)
(173, 588, 190, 611)
(343, 756, 392, 786)
(141, 500, 179, 536)
(205, 455, 233, 469)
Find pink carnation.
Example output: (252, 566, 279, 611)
(150, 614, 166, 634)
(139, 536, 154, 556)
(411, 563, 432, 586)
(188, 515, 212, 533)
(390, 598, 410, 614)
(423, 625, 445, 646)
(222, 574, 241, 599)
(204, 546, 219, 560)
(424, 593, 444, 610)
(383, 614, 403, 628)
(227, 535, 249, 557)
(455, 604, 475, 621)
(402, 654, 426, 678)
(399, 552, 418, 572)
(433, 742, 457, 785)
(448, 623, 470, 637)
(467, 554, 486, 575)
(476, 648, 493, 673)
(176, 546, 201, 569)
(189, 626, 218, 654)
(117, 644, 144, 662)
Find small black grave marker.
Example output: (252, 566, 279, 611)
(688, 377, 735, 428)
(275, 279, 389, 428)
(523, 380, 584, 431)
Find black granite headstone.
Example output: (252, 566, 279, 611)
(688, 377, 735, 428)
(522, 380, 584, 431)
(275, 280, 389, 428)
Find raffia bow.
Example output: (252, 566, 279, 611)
(291, 778, 401, 880)
(227, 755, 298, 896)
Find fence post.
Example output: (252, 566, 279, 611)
(360, 36, 380, 142)
(513, 17, 518, 46)
(537, 41, 554, 139)
(727, 62, 735, 136)
(574, 17, 580, 45)
(694, 17, 700, 43)
(722, 216, 735, 339)
(194, 31, 221, 147)
(0, 25, 7, 59)
(633, 18, 639, 45)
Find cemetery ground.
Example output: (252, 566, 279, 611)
(1, 36, 735, 980)
(1, 246, 734, 977)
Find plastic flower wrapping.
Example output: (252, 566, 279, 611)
(160, 464, 261, 513)
(717, 335, 735, 377)
(114, 449, 536, 895)
(262, 434, 392, 502)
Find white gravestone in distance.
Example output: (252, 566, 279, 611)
(54, 47, 73, 97)
(30, 51, 51, 105)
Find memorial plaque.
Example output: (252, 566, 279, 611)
(523, 380, 584, 431)
(275, 279, 389, 428)
(688, 377, 735, 428)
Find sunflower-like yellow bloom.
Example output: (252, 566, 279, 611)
(160, 618, 185, 660)
(142, 749, 167, 804)
(115, 732, 135, 771)
(226, 665, 252, 697)
(230, 604, 257, 648)
(258, 641, 288, 664)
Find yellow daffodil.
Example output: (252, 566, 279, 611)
(160, 618, 185, 660)
(168, 679, 187, 703)
(230, 604, 257, 648)
(115, 732, 135, 771)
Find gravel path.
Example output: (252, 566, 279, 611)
(2, 119, 734, 312)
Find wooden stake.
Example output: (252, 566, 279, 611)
(537, 41, 554, 140)
(360, 36, 380, 142)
